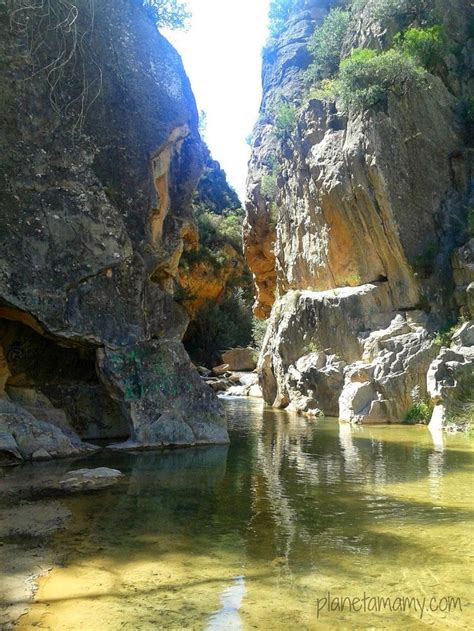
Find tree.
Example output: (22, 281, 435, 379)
(142, 0, 191, 30)
(306, 8, 351, 82)
(268, 0, 297, 37)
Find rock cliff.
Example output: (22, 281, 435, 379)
(245, 0, 473, 425)
(0, 0, 228, 463)
(177, 147, 245, 321)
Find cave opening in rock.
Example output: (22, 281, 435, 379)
(0, 311, 131, 446)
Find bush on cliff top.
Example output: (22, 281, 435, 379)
(336, 47, 425, 112)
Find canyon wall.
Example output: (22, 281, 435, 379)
(0, 0, 228, 464)
(245, 0, 473, 424)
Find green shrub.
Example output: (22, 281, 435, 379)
(404, 401, 433, 424)
(306, 8, 351, 82)
(304, 340, 320, 354)
(273, 102, 297, 139)
(184, 289, 253, 366)
(467, 205, 474, 237)
(261, 174, 278, 201)
(394, 26, 444, 71)
(432, 319, 464, 350)
(180, 245, 225, 271)
(194, 207, 243, 253)
(268, 202, 280, 229)
(268, 0, 297, 37)
(336, 47, 425, 112)
(142, 0, 191, 29)
(252, 317, 269, 351)
(306, 79, 337, 102)
(340, 273, 362, 286)
(412, 242, 437, 277)
(367, 0, 433, 25)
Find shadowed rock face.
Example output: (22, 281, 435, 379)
(0, 0, 228, 461)
(245, 0, 473, 422)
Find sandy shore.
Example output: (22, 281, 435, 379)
(0, 498, 71, 628)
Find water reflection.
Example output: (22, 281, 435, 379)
(428, 426, 445, 501)
(205, 575, 245, 631)
(14, 398, 474, 630)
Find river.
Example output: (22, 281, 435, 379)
(5, 398, 474, 629)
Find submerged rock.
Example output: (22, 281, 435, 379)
(57, 468, 124, 493)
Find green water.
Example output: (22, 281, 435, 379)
(17, 399, 474, 629)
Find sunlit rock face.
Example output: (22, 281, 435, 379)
(245, 0, 473, 422)
(0, 0, 227, 461)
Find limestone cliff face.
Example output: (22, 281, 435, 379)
(0, 0, 228, 462)
(246, 0, 473, 423)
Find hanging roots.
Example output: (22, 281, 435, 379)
(8, 0, 102, 136)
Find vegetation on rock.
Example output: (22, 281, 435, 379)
(268, 0, 297, 37)
(178, 149, 256, 366)
(306, 8, 351, 83)
(272, 102, 298, 139)
(404, 401, 433, 424)
(141, 0, 191, 29)
(336, 48, 425, 112)
(305, 3, 444, 113)
(352, 0, 436, 27)
(394, 25, 444, 72)
(184, 289, 254, 367)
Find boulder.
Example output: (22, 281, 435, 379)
(212, 364, 231, 377)
(225, 385, 248, 397)
(206, 379, 230, 393)
(339, 323, 436, 423)
(98, 340, 228, 448)
(248, 384, 263, 398)
(451, 320, 474, 351)
(57, 468, 124, 493)
(0, 398, 98, 464)
(287, 353, 345, 416)
(221, 348, 257, 372)
(258, 284, 394, 409)
(427, 340, 474, 429)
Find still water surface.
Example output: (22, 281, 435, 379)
(19, 398, 474, 629)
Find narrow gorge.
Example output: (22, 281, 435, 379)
(0, 0, 473, 629)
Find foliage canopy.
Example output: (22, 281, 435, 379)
(268, 0, 297, 37)
(306, 8, 351, 82)
(336, 47, 425, 112)
(141, 0, 191, 30)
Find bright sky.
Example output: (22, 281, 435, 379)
(163, 0, 270, 201)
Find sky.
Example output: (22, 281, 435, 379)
(163, 0, 270, 201)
